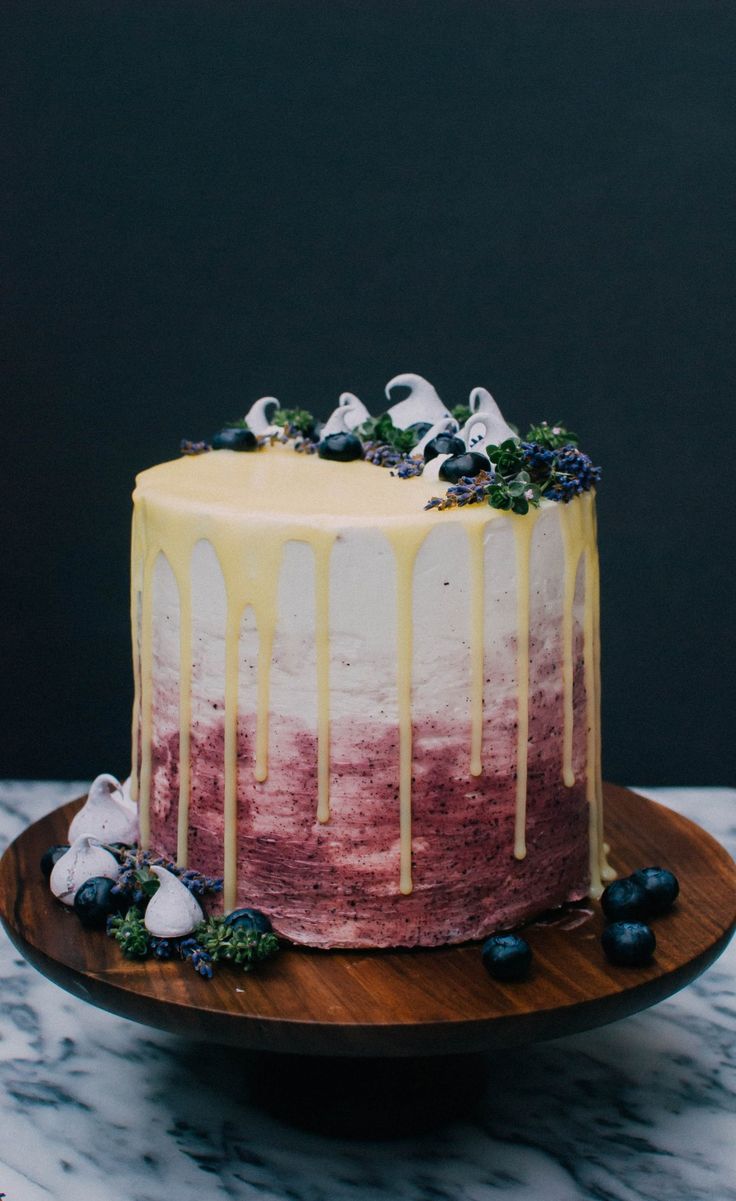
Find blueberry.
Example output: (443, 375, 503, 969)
(223, 907, 273, 934)
(73, 877, 124, 929)
(601, 921, 656, 967)
(40, 845, 69, 879)
(481, 933, 532, 981)
(318, 432, 364, 462)
(600, 876, 648, 922)
(439, 451, 490, 483)
(631, 866, 680, 916)
(423, 433, 466, 462)
(212, 427, 258, 451)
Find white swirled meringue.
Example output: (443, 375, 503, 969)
(338, 391, 371, 428)
(385, 373, 453, 430)
(143, 866, 204, 938)
(68, 773, 138, 845)
(421, 452, 452, 481)
(50, 835, 121, 906)
(244, 396, 281, 438)
(458, 411, 498, 454)
(320, 400, 365, 438)
(467, 386, 517, 444)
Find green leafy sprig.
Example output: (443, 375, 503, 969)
(487, 471, 541, 516)
(108, 907, 150, 959)
(272, 408, 317, 437)
(486, 438, 526, 476)
(105, 907, 280, 978)
(525, 421, 578, 449)
(194, 916, 280, 972)
(358, 411, 420, 454)
(482, 439, 541, 515)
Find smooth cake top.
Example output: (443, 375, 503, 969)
(136, 372, 600, 528)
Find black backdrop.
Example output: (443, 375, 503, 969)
(3, 1, 734, 785)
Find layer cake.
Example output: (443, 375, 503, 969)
(129, 379, 611, 947)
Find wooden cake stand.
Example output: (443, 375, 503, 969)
(1, 784, 734, 1132)
(1, 781, 734, 1056)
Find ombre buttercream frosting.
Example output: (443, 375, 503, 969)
(130, 381, 611, 948)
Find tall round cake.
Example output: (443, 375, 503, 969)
(129, 376, 612, 947)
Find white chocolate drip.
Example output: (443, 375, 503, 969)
(132, 437, 607, 907)
(513, 510, 539, 859)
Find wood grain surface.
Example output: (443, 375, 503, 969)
(1, 784, 734, 1058)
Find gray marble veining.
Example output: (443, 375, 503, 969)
(0, 782, 733, 1201)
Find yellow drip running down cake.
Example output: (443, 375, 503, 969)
(129, 373, 613, 947)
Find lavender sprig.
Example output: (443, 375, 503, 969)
(178, 938, 215, 979)
(109, 846, 222, 908)
(425, 469, 495, 511)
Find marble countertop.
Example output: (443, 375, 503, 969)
(0, 782, 734, 1201)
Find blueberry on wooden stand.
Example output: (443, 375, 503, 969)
(631, 866, 680, 916)
(224, 907, 273, 934)
(423, 433, 466, 462)
(481, 932, 532, 981)
(601, 921, 656, 967)
(439, 452, 490, 483)
(73, 876, 124, 929)
(211, 427, 258, 451)
(40, 845, 70, 879)
(318, 432, 364, 462)
(600, 876, 648, 922)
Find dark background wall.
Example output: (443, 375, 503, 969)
(2, 1, 734, 784)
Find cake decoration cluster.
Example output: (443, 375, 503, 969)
(42, 773, 280, 981)
(425, 431, 601, 515)
(180, 372, 601, 512)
